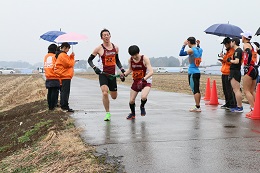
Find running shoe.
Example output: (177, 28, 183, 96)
(140, 106, 146, 116)
(231, 107, 243, 113)
(189, 106, 201, 112)
(126, 113, 135, 120)
(220, 104, 228, 109)
(104, 112, 111, 121)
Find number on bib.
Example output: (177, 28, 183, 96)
(105, 55, 116, 66)
(194, 58, 201, 67)
(132, 70, 144, 80)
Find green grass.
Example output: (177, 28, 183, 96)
(0, 145, 11, 152)
(18, 120, 53, 144)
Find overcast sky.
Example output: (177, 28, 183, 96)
(1, 0, 260, 66)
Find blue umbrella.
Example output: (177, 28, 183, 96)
(204, 23, 243, 38)
(40, 31, 77, 45)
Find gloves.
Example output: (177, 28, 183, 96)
(121, 68, 126, 74)
(93, 66, 101, 75)
(137, 78, 145, 91)
(120, 74, 125, 82)
(227, 58, 231, 63)
(244, 65, 249, 73)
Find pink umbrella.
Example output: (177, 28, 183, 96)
(54, 32, 87, 43)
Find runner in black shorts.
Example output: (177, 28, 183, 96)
(228, 37, 243, 113)
(241, 31, 259, 117)
(88, 29, 125, 121)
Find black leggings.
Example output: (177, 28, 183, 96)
(60, 79, 71, 110)
(47, 87, 59, 109)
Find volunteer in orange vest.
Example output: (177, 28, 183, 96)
(54, 42, 75, 112)
(218, 37, 237, 110)
(44, 44, 60, 110)
(241, 31, 259, 117)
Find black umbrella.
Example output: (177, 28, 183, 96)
(255, 27, 260, 36)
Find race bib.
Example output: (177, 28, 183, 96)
(105, 55, 116, 66)
(132, 70, 144, 80)
(194, 58, 201, 67)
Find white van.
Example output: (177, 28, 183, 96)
(0, 68, 15, 74)
(156, 67, 168, 73)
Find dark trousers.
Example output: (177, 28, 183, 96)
(60, 79, 71, 110)
(47, 87, 59, 110)
(222, 74, 236, 108)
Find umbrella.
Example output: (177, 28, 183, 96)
(40, 30, 78, 45)
(204, 23, 243, 38)
(54, 32, 87, 43)
(255, 27, 260, 36)
(40, 31, 66, 42)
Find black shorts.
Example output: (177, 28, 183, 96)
(229, 70, 241, 82)
(99, 74, 117, 91)
(244, 66, 259, 80)
(188, 73, 200, 94)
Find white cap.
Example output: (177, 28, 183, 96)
(241, 31, 252, 39)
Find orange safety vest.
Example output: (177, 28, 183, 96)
(221, 48, 235, 75)
(54, 52, 75, 79)
(44, 53, 59, 79)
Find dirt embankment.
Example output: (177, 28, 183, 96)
(0, 74, 122, 172)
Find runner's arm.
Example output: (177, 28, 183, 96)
(143, 56, 153, 81)
(230, 50, 242, 64)
(88, 47, 101, 74)
(88, 47, 99, 68)
(115, 54, 125, 73)
(123, 58, 132, 77)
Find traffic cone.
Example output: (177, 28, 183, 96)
(209, 80, 219, 105)
(204, 78, 211, 101)
(247, 84, 260, 119)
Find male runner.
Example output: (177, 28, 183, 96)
(179, 37, 203, 112)
(88, 29, 125, 121)
(123, 45, 153, 120)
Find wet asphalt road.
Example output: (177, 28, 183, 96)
(70, 77, 260, 173)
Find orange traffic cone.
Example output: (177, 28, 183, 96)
(204, 78, 211, 101)
(209, 80, 219, 105)
(247, 84, 260, 119)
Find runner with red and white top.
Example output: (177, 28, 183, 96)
(123, 45, 153, 120)
(88, 29, 125, 121)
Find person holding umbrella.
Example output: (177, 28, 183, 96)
(44, 44, 60, 110)
(179, 37, 203, 112)
(54, 42, 75, 112)
(228, 37, 243, 113)
(88, 29, 125, 121)
(241, 31, 259, 117)
(218, 37, 237, 110)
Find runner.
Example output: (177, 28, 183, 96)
(241, 31, 259, 117)
(44, 44, 60, 110)
(179, 37, 203, 112)
(228, 37, 243, 113)
(88, 29, 125, 121)
(54, 42, 75, 112)
(218, 37, 237, 110)
(123, 45, 153, 120)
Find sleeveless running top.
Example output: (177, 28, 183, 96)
(243, 43, 257, 66)
(100, 43, 117, 75)
(188, 47, 203, 74)
(131, 55, 147, 81)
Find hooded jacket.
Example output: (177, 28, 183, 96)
(54, 52, 75, 79)
(44, 53, 59, 80)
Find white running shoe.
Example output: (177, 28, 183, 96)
(189, 106, 202, 112)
